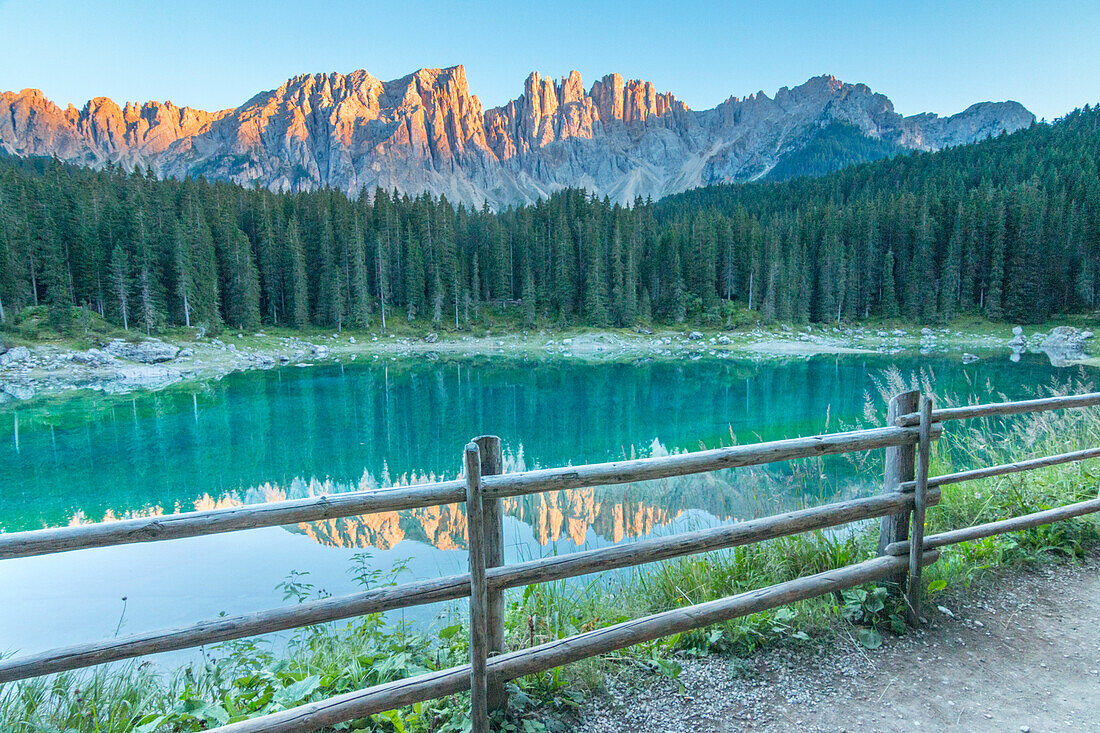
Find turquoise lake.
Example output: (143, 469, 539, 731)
(0, 350, 1087, 663)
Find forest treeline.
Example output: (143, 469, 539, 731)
(0, 106, 1098, 334)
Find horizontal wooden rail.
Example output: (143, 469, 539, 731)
(895, 392, 1100, 427)
(898, 447, 1100, 491)
(0, 574, 469, 684)
(490, 489, 938, 591)
(0, 481, 466, 561)
(207, 550, 940, 733)
(482, 426, 929, 499)
(885, 497, 1100, 556)
(0, 426, 927, 561)
(0, 490, 938, 683)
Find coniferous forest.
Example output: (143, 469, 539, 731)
(0, 107, 1098, 335)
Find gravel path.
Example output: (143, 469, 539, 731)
(576, 557, 1100, 732)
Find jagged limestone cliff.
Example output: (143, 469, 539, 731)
(0, 66, 1035, 206)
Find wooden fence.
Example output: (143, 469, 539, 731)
(2, 389, 1100, 732)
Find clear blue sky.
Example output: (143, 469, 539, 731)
(0, 0, 1096, 121)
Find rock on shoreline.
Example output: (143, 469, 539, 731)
(1005, 325, 1094, 366)
(1040, 326, 1092, 362)
(104, 339, 180, 364)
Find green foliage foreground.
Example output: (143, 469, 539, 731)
(2, 376, 1099, 732)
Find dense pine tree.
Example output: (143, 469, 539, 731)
(0, 107, 1099, 333)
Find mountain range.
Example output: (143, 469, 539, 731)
(0, 65, 1035, 207)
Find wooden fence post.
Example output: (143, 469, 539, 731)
(464, 442, 489, 733)
(907, 395, 933, 622)
(878, 390, 919, 591)
(473, 435, 507, 716)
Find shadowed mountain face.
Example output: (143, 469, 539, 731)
(0, 66, 1034, 206)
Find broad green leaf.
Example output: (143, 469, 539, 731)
(202, 704, 231, 726)
(274, 675, 321, 706)
(857, 628, 883, 649)
(133, 714, 170, 733)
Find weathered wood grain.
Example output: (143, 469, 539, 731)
(0, 573, 472, 683)
(482, 426, 925, 501)
(895, 392, 1100, 427)
(0, 480, 466, 560)
(906, 396, 933, 623)
(898, 446, 1100, 491)
(886, 497, 1100, 556)
(464, 443, 490, 733)
(879, 390, 919, 589)
(473, 435, 507, 715)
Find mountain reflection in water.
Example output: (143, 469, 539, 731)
(55, 442, 871, 553)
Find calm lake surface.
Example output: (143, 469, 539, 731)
(0, 351, 1086, 662)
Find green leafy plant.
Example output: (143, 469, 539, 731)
(839, 585, 905, 646)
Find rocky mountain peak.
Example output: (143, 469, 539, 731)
(0, 67, 1036, 206)
(0, 88, 225, 166)
(483, 69, 681, 161)
(589, 73, 682, 124)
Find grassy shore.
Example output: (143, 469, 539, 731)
(2, 376, 1099, 732)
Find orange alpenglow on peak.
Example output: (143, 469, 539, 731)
(0, 66, 1034, 208)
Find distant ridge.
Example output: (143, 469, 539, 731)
(0, 67, 1034, 206)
